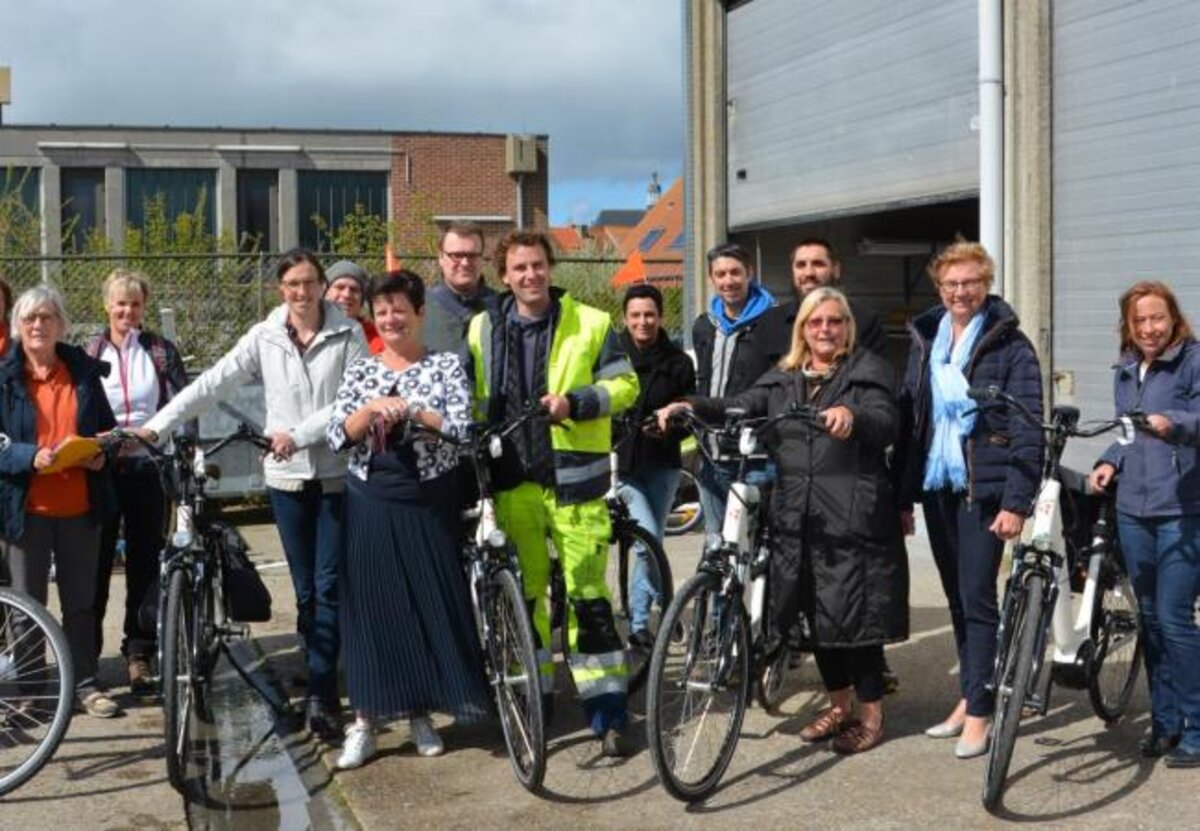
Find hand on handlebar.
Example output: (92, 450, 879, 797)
(1143, 413, 1173, 438)
(654, 401, 693, 435)
(540, 393, 571, 424)
(822, 405, 854, 440)
(267, 431, 297, 462)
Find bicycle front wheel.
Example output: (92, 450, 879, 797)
(983, 571, 1044, 813)
(489, 567, 545, 792)
(646, 571, 749, 802)
(1087, 559, 1143, 722)
(0, 587, 74, 797)
(608, 522, 674, 694)
(161, 568, 195, 794)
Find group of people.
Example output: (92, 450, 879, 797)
(0, 225, 1196, 776)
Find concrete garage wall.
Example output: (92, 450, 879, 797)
(1052, 0, 1200, 469)
(725, 0, 979, 230)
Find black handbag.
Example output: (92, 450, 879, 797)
(215, 523, 273, 623)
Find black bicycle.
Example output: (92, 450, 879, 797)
(646, 404, 821, 801)
(967, 387, 1144, 812)
(110, 424, 279, 794)
(403, 411, 546, 790)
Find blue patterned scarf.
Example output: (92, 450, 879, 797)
(923, 311, 985, 492)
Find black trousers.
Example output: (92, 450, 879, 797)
(94, 461, 167, 659)
(813, 645, 886, 702)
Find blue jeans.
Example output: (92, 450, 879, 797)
(618, 466, 681, 633)
(268, 482, 345, 703)
(1116, 512, 1200, 749)
(697, 457, 776, 540)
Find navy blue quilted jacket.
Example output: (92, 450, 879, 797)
(897, 296, 1045, 514)
(1099, 339, 1200, 518)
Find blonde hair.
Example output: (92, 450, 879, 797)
(779, 287, 856, 371)
(103, 268, 151, 309)
(927, 239, 995, 288)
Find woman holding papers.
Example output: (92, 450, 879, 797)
(0, 284, 120, 718)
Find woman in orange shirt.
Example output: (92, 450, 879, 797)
(0, 285, 119, 717)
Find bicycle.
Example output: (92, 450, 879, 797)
(110, 423, 281, 795)
(403, 410, 546, 792)
(0, 562, 74, 798)
(645, 404, 822, 802)
(966, 386, 1145, 813)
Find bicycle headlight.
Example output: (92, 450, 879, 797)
(486, 529, 508, 549)
(488, 434, 504, 459)
(172, 530, 194, 549)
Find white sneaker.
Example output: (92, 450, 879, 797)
(336, 722, 377, 770)
(410, 716, 444, 757)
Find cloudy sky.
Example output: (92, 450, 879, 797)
(1, 0, 684, 225)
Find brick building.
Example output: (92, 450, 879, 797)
(0, 124, 548, 256)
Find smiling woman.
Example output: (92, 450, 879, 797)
(0, 284, 121, 719)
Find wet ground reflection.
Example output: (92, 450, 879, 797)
(183, 641, 358, 831)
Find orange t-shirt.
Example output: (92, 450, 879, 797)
(26, 363, 89, 517)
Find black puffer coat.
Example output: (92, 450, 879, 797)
(614, 329, 696, 476)
(691, 348, 910, 647)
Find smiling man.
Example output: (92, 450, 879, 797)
(773, 238, 885, 357)
(424, 222, 496, 354)
(464, 229, 639, 757)
(691, 242, 781, 535)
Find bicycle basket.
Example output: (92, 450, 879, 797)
(214, 523, 272, 623)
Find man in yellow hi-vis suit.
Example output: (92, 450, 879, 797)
(465, 229, 639, 756)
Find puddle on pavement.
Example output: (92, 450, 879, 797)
(183, 641, 359, 831)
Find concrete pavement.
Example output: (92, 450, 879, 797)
(2, 508, 1192, 831)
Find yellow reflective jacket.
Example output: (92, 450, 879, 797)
(465, 289, 639, 504)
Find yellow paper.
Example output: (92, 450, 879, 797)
(41, 435, 102, 475)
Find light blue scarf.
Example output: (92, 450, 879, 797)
(923, 311, 985, 492)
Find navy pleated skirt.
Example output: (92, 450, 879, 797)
(341, 473, 491, 722)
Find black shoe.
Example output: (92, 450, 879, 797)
(1163, 746, 1200, 768)
(1140, 733, 1181, 758)
(600, 727, 632, 758)
(627, 629, 655, 652)
(306, 698, 342, 744)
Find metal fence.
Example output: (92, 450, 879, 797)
(0, 252, 686, 367)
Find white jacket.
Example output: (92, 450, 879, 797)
(145, 301, 369, 489)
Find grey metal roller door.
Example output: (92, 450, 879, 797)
(726, 0, 979, 230)
(1053, 0, 1200, 469)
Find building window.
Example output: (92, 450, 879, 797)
(60, 167, 105, 253)
(638, 227, 665, 253)
(297, 170, 388, 251)
(237, 170, 278, 251)
(126, 168, 217, 234)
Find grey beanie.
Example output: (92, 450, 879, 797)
(326, 260, 369, 293)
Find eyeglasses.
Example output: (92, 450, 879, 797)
(280, 278, 321, 292)
(939, 277, 985, 294)
(441, 250, 482, 262)
(805, 315, 847, 330)
(19, 312, 59, 325)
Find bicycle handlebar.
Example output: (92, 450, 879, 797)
(967, 385, 1147, 438)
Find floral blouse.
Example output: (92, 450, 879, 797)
(327, 351, 471, 482)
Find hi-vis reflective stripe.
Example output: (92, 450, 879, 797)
(569, 650, 628, 699)
(474, 314, 494, 408)
(537, 648, 555, 692)
(595, 356, 633, 381)
(556, 455, 611, 485)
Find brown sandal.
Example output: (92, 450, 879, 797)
(833, 717, 885, 754)
(800, 706, 858, 742)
